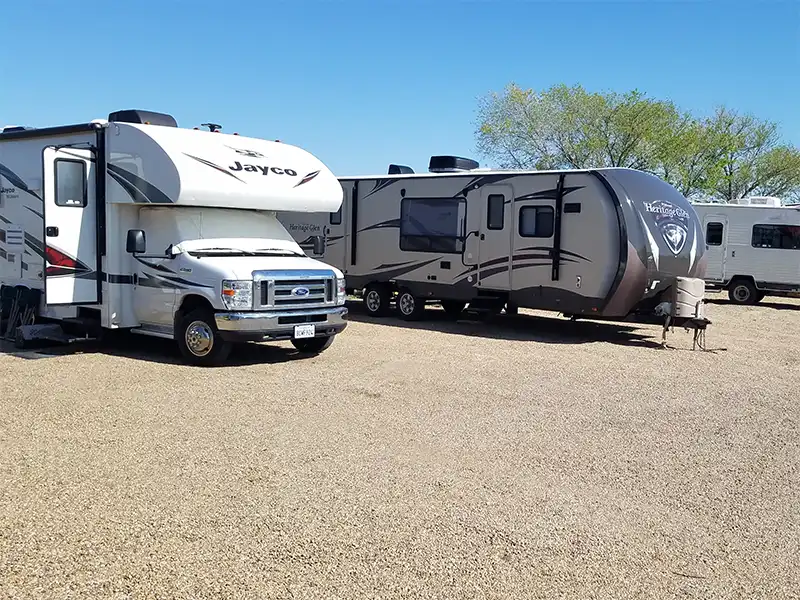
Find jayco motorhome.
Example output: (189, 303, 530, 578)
(692, 198, 800, 304)
(0, 109, 348, 365)
(278, 156, 711, 341)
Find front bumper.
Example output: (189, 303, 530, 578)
(214, 306, 348, 342)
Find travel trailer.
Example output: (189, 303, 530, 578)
(692, 199, 800, 304)
(0, 110, 348, 365)
(278, 156, 711, 340)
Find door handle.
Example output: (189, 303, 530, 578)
(46, 226, 59, 237)
(480, 233, 485, 240)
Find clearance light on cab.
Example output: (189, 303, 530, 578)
(221, 280, 253, 310)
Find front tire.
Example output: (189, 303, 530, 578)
(396, 288, 426, 321)
(728, 279, 759, 305)
(363, 283, 392, 317)
(176, 308, 231, 366)
(291, 335, 335, 355)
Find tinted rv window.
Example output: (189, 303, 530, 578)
(487, 194, 505, 230)
(330, 206, 342, 225)
(751, 224, 800, 249)
(55, 160, 87, 207)
(519, 206, 554, 238)
(706, 222, 723, 245)
(399, 197, 466, 254)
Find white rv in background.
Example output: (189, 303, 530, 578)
(278, 156, 711, 339)
(693, 198, 800, 304)
(0, 110, 348, 365)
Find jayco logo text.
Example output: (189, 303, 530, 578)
(229, 161, 298, 176)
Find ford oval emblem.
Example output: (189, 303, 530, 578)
(292, 286, 310, 297)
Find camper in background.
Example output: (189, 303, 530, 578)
(692, 196, 800, 304)
(0, 110, 348, 365)
(278, 155, 710, 336)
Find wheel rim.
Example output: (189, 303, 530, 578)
(185, 320, 214, 356)
(733, 285, 750, 302)
(366, 290, 381, 312)
(399, 293, 415, 315)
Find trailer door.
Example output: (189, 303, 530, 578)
(702, 215, 727, 283)
(42, 147, 100, 305)
(477, 185, 512, 289)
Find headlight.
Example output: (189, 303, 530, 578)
(336, 277, 346, 305)
(221, 280, 253, 310)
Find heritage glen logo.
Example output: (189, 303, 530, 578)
(229, 161, 298, 176)
(644, 202, 690, 220)
(644, 199, 690, 255)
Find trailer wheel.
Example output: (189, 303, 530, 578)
(176, 308, 231, 366)
(363, 283, 392, 317)
(396, 288, 426, 321)
(440, 300, 466, 317)
(728, 279, 759, 305)
(291, 335, 335, 355)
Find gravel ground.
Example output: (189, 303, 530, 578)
(1, 291, 798, 599)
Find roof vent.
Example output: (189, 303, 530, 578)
(732, 195, 783, 207)
(388, 164, 414, 175)
(428, 155, 479, 173)
(108, 109, 177, 128)
(1, 125, 35, 133)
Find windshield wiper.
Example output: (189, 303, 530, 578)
(189, 247, 257, 256)
(254, 248, 304, 257)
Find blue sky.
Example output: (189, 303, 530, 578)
(1, 0, 798, 176)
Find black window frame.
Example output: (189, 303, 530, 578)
(518, 205, 555, 238)
(705, 222, 724, 246)
(399, 196, 467, 255)
(54, 158, 87, 208)
(751, 223, 800, 250)
(486, 194, 505, 230)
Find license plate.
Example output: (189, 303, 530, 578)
(294, 324, 315, 339)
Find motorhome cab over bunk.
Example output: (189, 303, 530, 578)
(278, 156, 711, 342)
(692, 196, 800, 304)
(0, 110, 348, 365)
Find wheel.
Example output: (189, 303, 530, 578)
(396, 288, 426, 321)
(728, 279, 759, 305)
(440, 300, 466, 317)
(291, 335, 335, 355)
(363, 283, 392, 317)
(176, 308, 231, 366)
(504, 302, 519, 315)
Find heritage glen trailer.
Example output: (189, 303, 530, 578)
(0, 110, 348, 365)
(278, 156, 710, 340)
(692, 199, 800, 304)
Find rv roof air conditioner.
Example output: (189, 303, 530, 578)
(107, 109, 178, 128)
(388, 164, 415, 175)
(428, 155, 479, 173)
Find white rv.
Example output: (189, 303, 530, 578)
(0, 110, 348, 365)
(692, 198, 800, 304)
(278, 156, 710, 336)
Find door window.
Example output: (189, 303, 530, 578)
(705, 222, 723, 245)
(487, 194, 505, 230)
(55, 159, 87, 207)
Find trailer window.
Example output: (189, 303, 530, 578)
(399, 197, 466, 254)
(55, 159, 87, 207)
(706, 222, 723, 245)
(487, 194, 505, 230)
(519, 206, 554, 238)
(751, 224, 800, 249)
(330, 205, 342, 225)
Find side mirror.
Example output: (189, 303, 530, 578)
(312, 235, 325, 255)
(126, 229, 146, 254)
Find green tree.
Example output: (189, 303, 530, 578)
(475, 83, 800, 202)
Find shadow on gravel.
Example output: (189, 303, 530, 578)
(706, 298, 800, 311)
(0, 332, 303, 367)
(344, 301, 666, 349)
